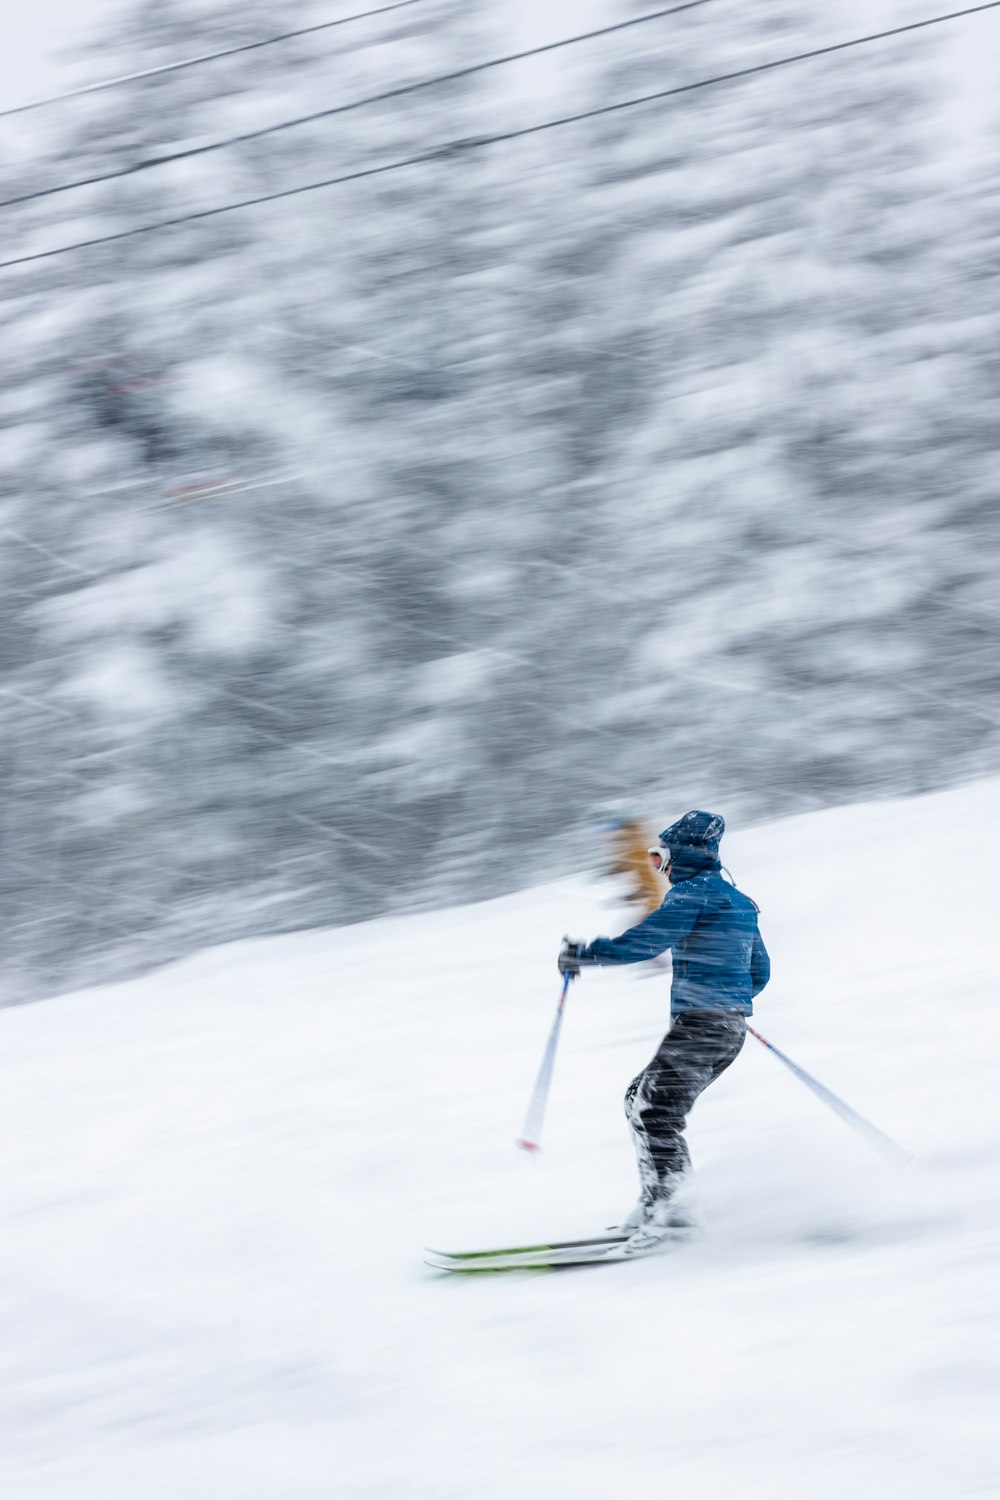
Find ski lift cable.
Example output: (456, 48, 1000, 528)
(0, 0, 430, 121)
(0, 2, 717, 212)
(2, 1, 998, 272)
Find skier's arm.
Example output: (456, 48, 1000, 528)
(580, 889, 701, 967)
(750, 930, 771, 996)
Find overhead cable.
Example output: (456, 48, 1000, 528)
(2, 1, 999, 273)
(0, 0, 428, 121)
(0, 2, 716, 211)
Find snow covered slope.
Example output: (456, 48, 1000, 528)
(2, 779, 999, 1498)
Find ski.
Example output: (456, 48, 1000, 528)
(425, 1240, 624, 1272)
(424, 1229, 690, 1272)
(424, 1229, 627, 1263)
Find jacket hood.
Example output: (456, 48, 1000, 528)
(658, 810, 725, 883)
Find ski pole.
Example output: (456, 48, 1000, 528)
(516, 971, 573, 1153)
(747, 1024, 912, 1165)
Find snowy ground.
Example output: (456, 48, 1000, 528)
(2, 780, 999, 1498)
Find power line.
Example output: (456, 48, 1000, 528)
(0, 0, 429, 122)
(3, 1, 999, 274)
(0, 145, 448, 271)
(0, 2, 716, 213)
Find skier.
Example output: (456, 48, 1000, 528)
(558, 810, 770, 1255)
(598, 809, 665, 917)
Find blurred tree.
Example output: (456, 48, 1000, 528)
(543, 0, 1000, 818)
(0, 0, 998, 1003)
(0, 0, 514, 995)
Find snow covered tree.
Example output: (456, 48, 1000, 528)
(0, 0, 517, 996)
(538, 0, 1000, 819)
(2, 0, 998, 1003)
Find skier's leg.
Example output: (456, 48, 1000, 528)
(626, 1011, 746, 1210)
(623, 1068, 666, 1215)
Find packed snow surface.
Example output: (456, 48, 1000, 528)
(2, 780, 999, 1498)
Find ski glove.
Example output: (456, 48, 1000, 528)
(558, 937, 586, 979)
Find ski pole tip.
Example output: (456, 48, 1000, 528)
(515, 1138, 541, 1153)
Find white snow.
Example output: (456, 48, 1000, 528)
(412, 649, 497, 705)
(60, 642, 178, 720)
(39, 530, 274, 657)
(2, 778, 999, 1498)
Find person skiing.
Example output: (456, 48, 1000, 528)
(598, 809, 665, 917)
(558, 810, 770, 1255)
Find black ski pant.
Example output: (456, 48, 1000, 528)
(624, 1009, 747, 1204)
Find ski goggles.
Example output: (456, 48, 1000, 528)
(647, 845, 672, 872)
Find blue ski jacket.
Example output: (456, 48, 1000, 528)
(580, 867, 770, 1017)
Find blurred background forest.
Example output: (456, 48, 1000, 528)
(1, 0, 998, 1003)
